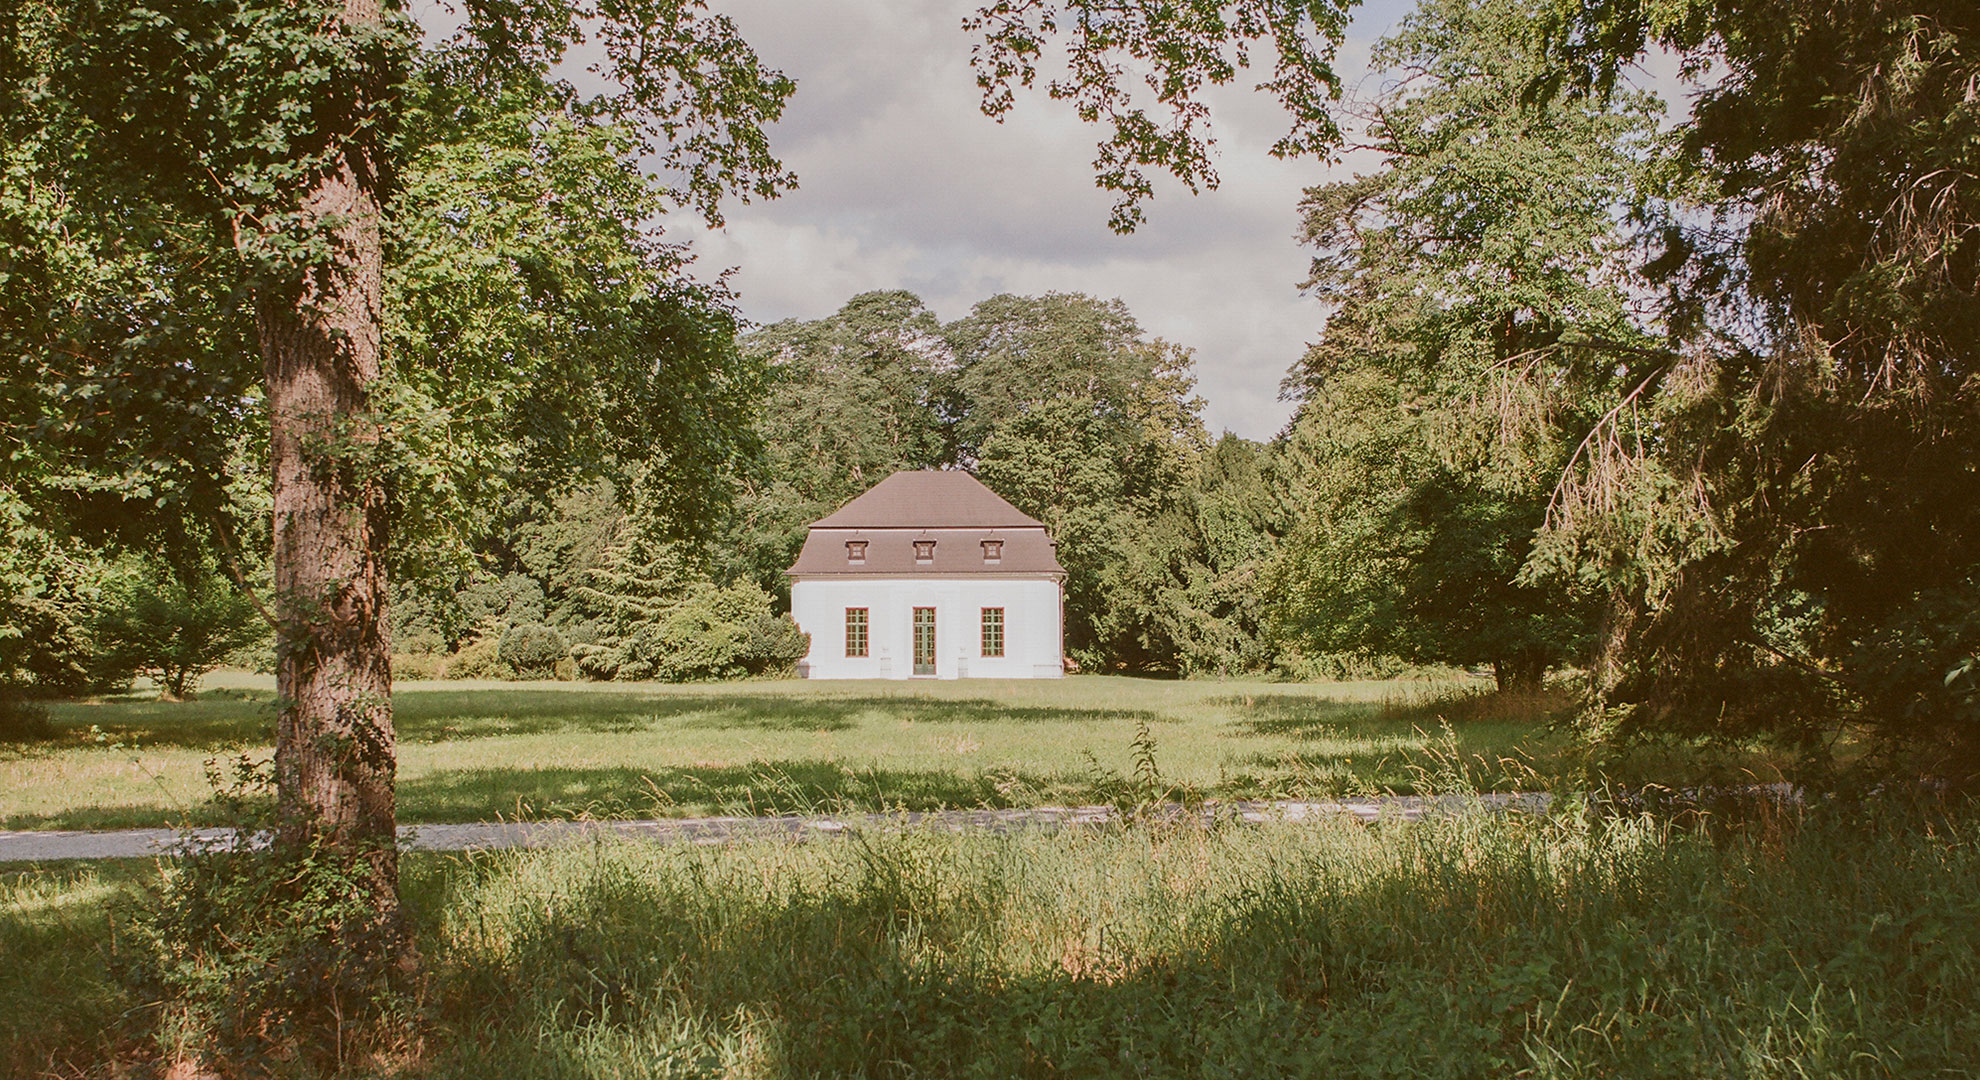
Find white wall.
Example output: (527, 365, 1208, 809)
(789, 576, 1064, 679)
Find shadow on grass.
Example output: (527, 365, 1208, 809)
(27, 688, 1164, 753)
(0, 864, 144, 1073)
(438, 886, 1342, 1078)
(421, 809, 1980, 1080)
(397, 760, 1074, 823)
(0, 759, 1079, 832)
(1210, 694, 1387, 739)
(1214, 687, 1576, 742)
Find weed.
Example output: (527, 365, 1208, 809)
(114, 758, 418, 1075)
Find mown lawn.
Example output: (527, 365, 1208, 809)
(0, 672, 1639, 831)
(6, 800, 1976, 1077)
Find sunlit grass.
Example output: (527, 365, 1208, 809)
(0, 672, 1790, 832)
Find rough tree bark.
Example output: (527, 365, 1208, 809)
(258, 0, 399, 939)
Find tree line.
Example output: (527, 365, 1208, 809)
(6, 0, 1977, 775)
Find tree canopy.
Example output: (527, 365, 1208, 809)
(1269, 0, 1659, 688)
(1522, 0, 1980, 774)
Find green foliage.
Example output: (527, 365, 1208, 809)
(575, 580, 804, 683)
(1528, 0, 1980, 774)
(116, 757, 413, 1071)
(91, 556, 264, 699)
(740, 612, 811, 677)
(951, 293, 1213, 669)
(725, 292, 957, 596)
(390, 652, 443, 682)
(444, 633, 510, 680)
(1269, 0, 1656, 689)
(964, 0, 1357, 230)
(0, 0, 790, 597)
(507, 482, 628, 626)
(498, 623, 570, 681)
(383, 70, 773, 577)
(560, 516, 803, 682)
(0, 492, 105, 703)
(1106, 435, 1292, 676)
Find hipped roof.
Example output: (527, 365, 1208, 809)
(810, 470, 1046, 529)
(788, 528, 1063, 576)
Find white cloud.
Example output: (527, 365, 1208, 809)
(687, 0, 1421, 439)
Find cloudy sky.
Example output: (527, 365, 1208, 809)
(681, 0, 1422, 440)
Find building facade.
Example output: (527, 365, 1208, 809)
(787, 471, 1066, 679)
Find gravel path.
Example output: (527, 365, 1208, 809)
(0, 793, 1552, 863)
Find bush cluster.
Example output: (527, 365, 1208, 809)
(498, 623, 570, 680)
(572, 583, 807, 682)
(115, 759, 415, 1071)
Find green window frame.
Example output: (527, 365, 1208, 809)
(981, 607, 1004, 658)
(845, 607, 868, 658)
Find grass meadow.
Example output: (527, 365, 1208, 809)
(8, 674, 1945, 1077)
(0, 672, 1651, 832)
(6, 798, 1977, 1077)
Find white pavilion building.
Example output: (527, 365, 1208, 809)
(786, 470, 1066, 679)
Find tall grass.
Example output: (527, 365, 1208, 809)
(408, 801, 1977, 1078)
(7, 800, 1976, 1076)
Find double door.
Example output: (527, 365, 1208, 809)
(912, 606, 936, 676)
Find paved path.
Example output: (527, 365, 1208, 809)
(0, 793, 1553, 863)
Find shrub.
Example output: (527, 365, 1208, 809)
(741, 613, 809, 675)
(570, 641, 619, 681)
(118, 757, 414, 1070)
(91, 556, 264, 699)
(391, 653, 442, 681)
(498, 624, 569, 680)
(399, 630, 446, 657)
(575, 581, 800, 682)
(444, 633, 510, 680)
(460, 572, 547, 630)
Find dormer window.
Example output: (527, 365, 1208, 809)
(981, 539, 1003, 563)
(846, 540, 867, 564)
(913, 539, 936, 563)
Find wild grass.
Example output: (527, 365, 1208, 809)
(6, 798, 1976, 1077)
(0, 673, 1674, 832)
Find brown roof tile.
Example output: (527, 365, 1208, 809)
(810, 470, 1046, 529)
(788, 528, 1063, 577)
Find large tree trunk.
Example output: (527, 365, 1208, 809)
(259, 0, 397, 939)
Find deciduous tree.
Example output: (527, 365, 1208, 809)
(3, 0, 793, 971)
(1269, 0, 1661, 689)
(1532, 0, 1980, 774)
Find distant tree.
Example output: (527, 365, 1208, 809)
(1120, 435, 1289, 676)
(507, 483, 629, 626)
(952, 293, 1210, 668)
(730, 292, 956, 597)
(94, 556, 265, 699)
(564, 513, 803, 681)
(1268, 0, 1660, 690)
